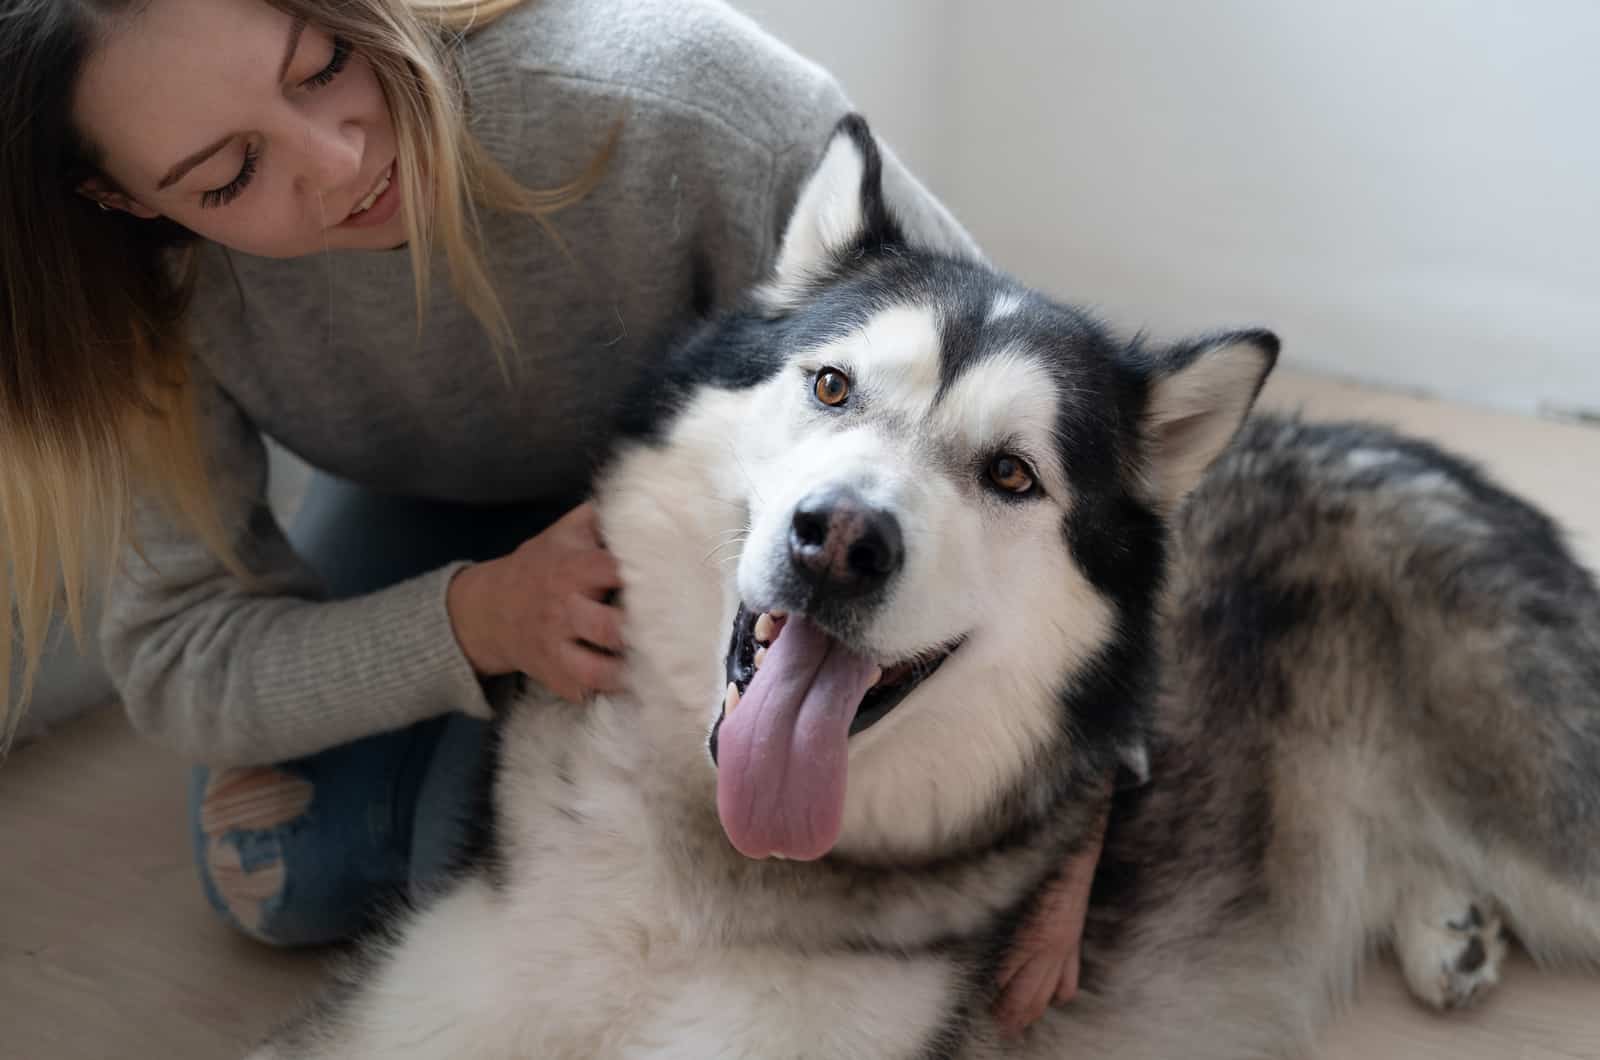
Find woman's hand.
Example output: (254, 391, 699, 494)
(992, 786, 1112, 1038)
(447, 502, 626, 702)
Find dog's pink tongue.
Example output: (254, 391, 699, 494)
(716, 615, 878, 861)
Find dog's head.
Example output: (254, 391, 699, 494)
(603, 116, 1276, 866)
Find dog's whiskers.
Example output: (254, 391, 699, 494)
(702, 545, 742, 566)
(702, 530, 751, 566)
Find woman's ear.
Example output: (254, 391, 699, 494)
(76, 178, 161, 219)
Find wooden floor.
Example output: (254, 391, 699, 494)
(2, 368, 1598, 1059)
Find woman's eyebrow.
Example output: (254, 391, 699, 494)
(157, 133, 233, 191)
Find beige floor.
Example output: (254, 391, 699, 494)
(2, 368, 1598, 1059)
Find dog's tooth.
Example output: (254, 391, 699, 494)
(868, 665, 883, 687)
(753, 647, 767, 669)
(724, 682, 741, 714)
(754, 612, 776, 644)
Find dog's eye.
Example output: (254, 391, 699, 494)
(987, 454, 1036, 495)
(813, 368, 851, 408)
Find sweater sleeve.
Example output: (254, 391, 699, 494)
(98, 373, 494, 767)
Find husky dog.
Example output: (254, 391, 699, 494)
(249, 116, 1600, 1059)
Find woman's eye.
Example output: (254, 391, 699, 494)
(986, 453, 1037, 496)
(200, 143, 259, 210)
(302, 36, 352, 90)
(813, 368, 851, 407)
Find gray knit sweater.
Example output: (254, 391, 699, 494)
(98, 0, 978, 765)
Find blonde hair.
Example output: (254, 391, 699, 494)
(0, 0, 615, 747)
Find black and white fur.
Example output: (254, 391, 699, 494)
(249, 116, 1600, 1059)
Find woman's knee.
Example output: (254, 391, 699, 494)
(187, 763, 371, 948)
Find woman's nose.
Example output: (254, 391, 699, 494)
(295, 116, 365, 204)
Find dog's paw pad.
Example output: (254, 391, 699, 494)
(1395, 899, 1507, 1012)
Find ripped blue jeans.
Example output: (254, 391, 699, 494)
(188, 474, 558, 947)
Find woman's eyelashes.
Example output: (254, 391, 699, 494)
(200, 143, 259, 210)
(196, 36, 353, 209)
(302, 36, 352, 90)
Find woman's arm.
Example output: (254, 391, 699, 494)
(99, 375, 496, 766)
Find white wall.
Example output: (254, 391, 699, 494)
(733, 0, 953, 184)
(735, 1, 1600, 420)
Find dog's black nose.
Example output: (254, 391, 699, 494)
(788, 488, 904, 595)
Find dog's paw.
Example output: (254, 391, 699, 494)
(1393, 891, 1507, 1012)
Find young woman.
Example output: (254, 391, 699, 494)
(0, 0, 1103, 1034)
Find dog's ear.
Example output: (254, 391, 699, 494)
(1138, 329, 1279, 511)
(764, 114, 904, 305)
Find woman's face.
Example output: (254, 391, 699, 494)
(73, 0, 408, 256)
